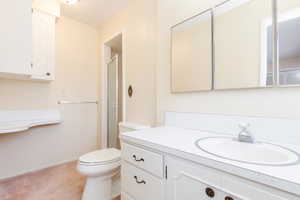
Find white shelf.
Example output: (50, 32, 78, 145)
(0, 110, 62, 134)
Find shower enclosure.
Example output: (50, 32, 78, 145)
(107, 55, 121, 149)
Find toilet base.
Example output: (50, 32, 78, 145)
(82, 176, 112, 200)
(77, 149, 121, 200)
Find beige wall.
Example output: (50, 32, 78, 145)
(99, 0, 157, 126)
(0, 16, 101, 179)
(157, 0, 300, 124)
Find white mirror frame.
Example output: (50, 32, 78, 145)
(170, 8, 214, 93)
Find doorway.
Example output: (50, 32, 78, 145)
(102, 32, 125, 149)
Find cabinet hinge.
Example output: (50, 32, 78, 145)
(165, 165, 168, 179)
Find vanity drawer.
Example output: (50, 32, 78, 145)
(122, 143, 163, 178)
(122, 162, 163, 200)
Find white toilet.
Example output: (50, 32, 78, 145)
(77, 148, 121, 200)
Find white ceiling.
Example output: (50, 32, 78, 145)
(61, 0, 129, 27)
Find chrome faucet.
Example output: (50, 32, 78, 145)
(237, 123, 255, 143)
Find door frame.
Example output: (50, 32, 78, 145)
(101, 30, 127, 148)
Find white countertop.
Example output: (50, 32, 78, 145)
(120, 126, 300, 196)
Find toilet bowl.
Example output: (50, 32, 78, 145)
(77, 148, 121, 200)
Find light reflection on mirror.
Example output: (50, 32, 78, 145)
(278, 8, 300, 86)
(214, 0, 273, 90)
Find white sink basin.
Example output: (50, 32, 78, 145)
(196, 137, 299, 166)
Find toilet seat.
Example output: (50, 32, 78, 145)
(79, 148, 121, 166)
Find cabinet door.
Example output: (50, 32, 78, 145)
(0, 0, 32, 76)
(165, 156, 224, 200)
(32, 9, 55, 81)
(165, 156, 294, 200)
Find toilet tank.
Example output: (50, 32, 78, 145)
(119, 122, 150, 152)
(119, 124, 136, 133)
(119, 122, 150, 134)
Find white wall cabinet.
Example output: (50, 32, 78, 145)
(0, 0, 32, 78)
(32, 10, 56, 81)
(121, 142, 300, 200)
(0, 1, 58, 81)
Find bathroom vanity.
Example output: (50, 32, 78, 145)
(120, 113, 300, 200)
(120, 127, 300, 200)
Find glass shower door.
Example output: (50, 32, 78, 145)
(107, 56, 119, 148)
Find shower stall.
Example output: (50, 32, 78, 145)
(107, 54, 122, 149)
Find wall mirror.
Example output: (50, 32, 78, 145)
(277, 0, 300, 86)
(214, 0, 274, 90)
(171, 9, 213, 93)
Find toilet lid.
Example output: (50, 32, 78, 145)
(79, 148, 121, 164)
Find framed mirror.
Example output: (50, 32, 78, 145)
(214, 0, 274, 90)
(171, 9, 213, 93)
(277, 0, 300, 86)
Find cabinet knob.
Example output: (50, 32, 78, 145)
(46, 72, 51, 76)
(225, 197, 234, 200)
(205, 187, 215, 198)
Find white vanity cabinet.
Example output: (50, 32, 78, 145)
(121, 142, 300, 200)
(0, 0, 32, 78)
